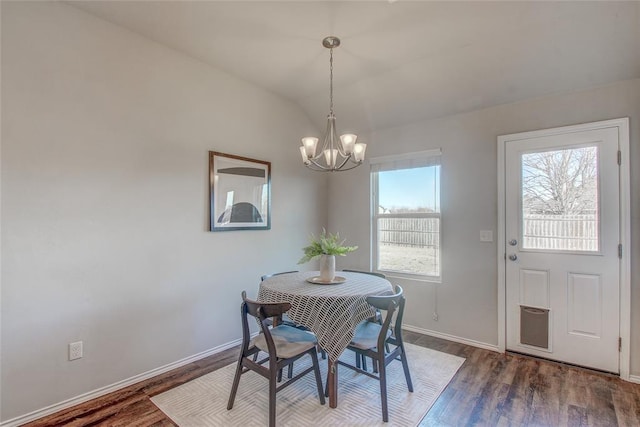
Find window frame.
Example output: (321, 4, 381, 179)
(370, 149, 442, 282)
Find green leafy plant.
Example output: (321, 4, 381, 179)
(298, 229, 358, 264)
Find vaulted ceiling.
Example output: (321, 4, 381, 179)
(68, 1, 640, 133)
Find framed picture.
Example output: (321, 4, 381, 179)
(209, 151, 271, 231)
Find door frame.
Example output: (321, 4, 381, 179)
(497, 118, 631, 380)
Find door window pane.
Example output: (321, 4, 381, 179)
(521, 146, 599, 251)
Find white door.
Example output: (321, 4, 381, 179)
(504, 126, 620, 373)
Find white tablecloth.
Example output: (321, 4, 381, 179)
(258, 271, 393, 361)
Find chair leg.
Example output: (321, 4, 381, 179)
(355, 353, 361, 369)
(399, 345, 414, 392)
(287, 363, 293, 379)
(379, 357, 389, 422)
(362, 355, 368, 371)
(269, 368, 277, 427)
(310, 349, 326, 405)
(323, 364, 334, 398)
(324, 371, 329, 398)
(227, 359, 243, 410)
(318, 345, 326, 360)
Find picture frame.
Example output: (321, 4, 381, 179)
(209, 151, 271, 231)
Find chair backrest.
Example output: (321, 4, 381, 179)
(240, 291, 290, 323)
(261, 271, 299, 281)
(239, 291, 291, 359)
(342, 269, 386, 279)
(365, 285, 405, 348)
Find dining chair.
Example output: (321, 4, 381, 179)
(335, 285, 413, 422)
(227, 291, 325, 427)
(262, 270, 327, 368)
(342, 269, 387, 371)
(341, 270, 386, 325)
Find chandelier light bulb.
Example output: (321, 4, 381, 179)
(299, 146, 311, 164)
(301, 137, 319, 158)
(324, 148, 339, 168)
(353, 143, 367, 162)
(340, 133, 357, 155)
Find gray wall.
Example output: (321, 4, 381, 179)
(330, 79, 639, 370)
(2, 1, 638, 423)
(0, 2, 326, 421)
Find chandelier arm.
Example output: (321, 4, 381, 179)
(326, 114, 349, 158)
(335, 135, 348, 157)
(309, 148, 325, 161)
(334, 155, 351, 170)
(325, 116, 337, 153)
(305, 157, 362, 172)
(340, 162, 363, 171)
(308, 118, 333, 161)
(329, 161, 362, 172)
(307, 158, 333, 171)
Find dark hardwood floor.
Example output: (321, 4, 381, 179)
(23, 332, 640, 426)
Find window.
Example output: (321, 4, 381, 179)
(521, 145, 599, 252)
(371, 150, 441, 280)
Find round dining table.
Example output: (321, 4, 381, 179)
(258, 270, 393, 408)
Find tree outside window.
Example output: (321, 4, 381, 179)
(521, 146, 599, 251)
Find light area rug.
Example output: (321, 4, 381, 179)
(151, 343, 464, 427)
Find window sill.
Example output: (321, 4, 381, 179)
(378, 271, 441, 284)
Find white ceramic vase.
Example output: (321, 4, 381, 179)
(319, 254, 336, 282)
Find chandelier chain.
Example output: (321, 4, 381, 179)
(329, 47, 334, 115)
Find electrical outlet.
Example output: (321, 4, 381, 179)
(432, 312, 439, 321)
(69, 341, 83, 361)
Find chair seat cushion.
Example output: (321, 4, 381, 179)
(350, 321, 392, 350)
(253, 325, 317, 359)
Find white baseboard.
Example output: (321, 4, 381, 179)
(0, 339, 242, 427)
(629, 375, 640, 384)
(403, 324, 502, 353)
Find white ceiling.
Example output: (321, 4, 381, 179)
(68, 1, 640, 133)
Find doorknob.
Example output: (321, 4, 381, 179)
(508, 254, 518, 261)
(509, 239, 518, 246)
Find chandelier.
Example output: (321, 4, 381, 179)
(299, 36, 366, 172)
